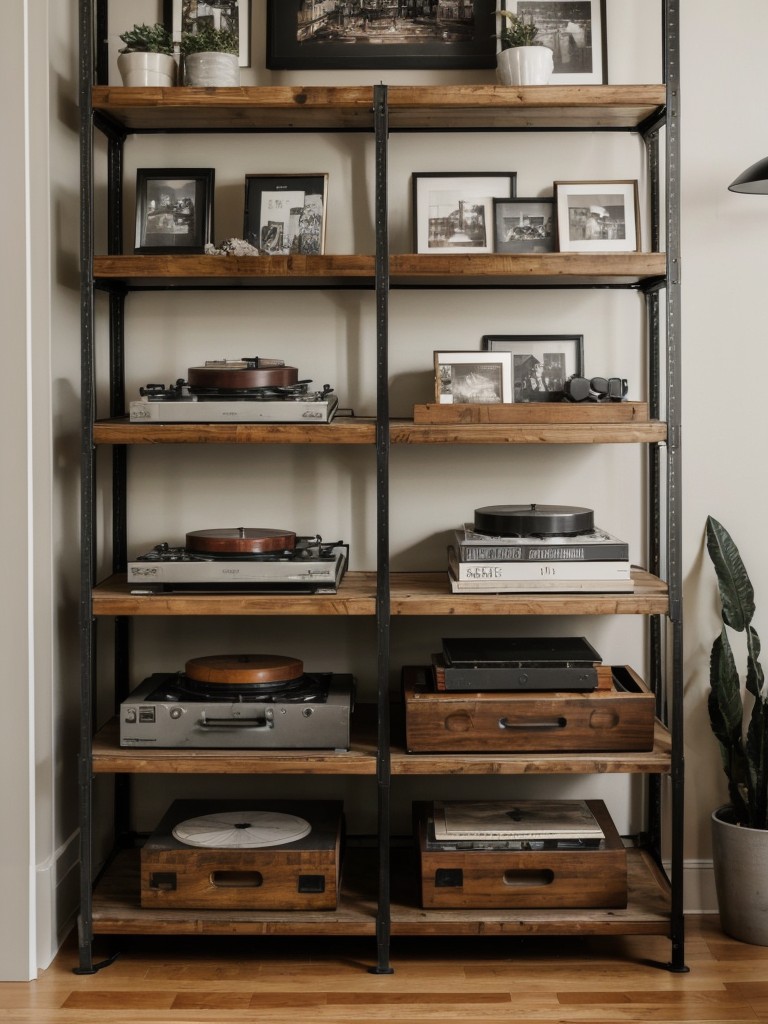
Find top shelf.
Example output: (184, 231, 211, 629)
(91, 84, 666, 135)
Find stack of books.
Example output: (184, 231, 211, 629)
(448, 522, 633, 593)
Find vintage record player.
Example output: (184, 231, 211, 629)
(141, 799, 343, 910)
(127, 527, 348, 594)
(129, 357, 339, 423)
(120, 654, 354, 750)
(416, 799, 627, 910)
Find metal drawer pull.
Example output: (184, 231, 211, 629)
(498, 717, 567, 731)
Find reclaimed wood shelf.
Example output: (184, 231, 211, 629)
(91, 570, 667, 617)
(91, 710, 378, 775)
(92, 252, 666, 291)
(90, 845, 670, 939)
(91, 84, 666, 135)
(390, 419, 667, 445)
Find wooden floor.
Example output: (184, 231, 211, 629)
(2, 917, 768, 1022)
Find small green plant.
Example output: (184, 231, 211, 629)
(119, 23, 173, 55)
(706, 516, 768, 829)
(495, 10, 539, 49)
(181, 25, 239, 56)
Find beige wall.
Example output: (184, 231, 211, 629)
(2, 0, 767, 978)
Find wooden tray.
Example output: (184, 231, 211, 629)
(413, 402, 648, 424)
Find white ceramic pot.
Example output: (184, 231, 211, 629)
(117, 51, 177, 88)
(496, 46, 554, 86)
(712, 806, 768, 945)
(183, 51, 240, 87)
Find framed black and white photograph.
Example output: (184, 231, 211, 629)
(413, 173, 517, 254)
(267, 1, 496, 71)
(243, 174, 328, 256)
(554, 180, 640, 253)
(164, 0, 251, 67)
(499, 1, 606, 84)
(434, 351, 513, 405)
(134, 168, 214, 254)
(483, 334, 583, 402)
(494, 198, 555, 254)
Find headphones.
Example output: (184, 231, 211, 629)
(563, 375, 628, 403)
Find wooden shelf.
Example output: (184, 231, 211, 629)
(91, 84, 666, 135)
(92, 570, 667, 617)
(390, 419, 667, 445)
(92, 252, 666, 291)
(92, 710, 378, 776)
(390, 721, 671, 776)
(93, 417, 376, 445)
(90, 845, 670, 939)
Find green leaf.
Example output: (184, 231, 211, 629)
(709, 628, 744, 761)
(706, 516, 755, 632)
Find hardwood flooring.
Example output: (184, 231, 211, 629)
(2, 916, 767, 1023)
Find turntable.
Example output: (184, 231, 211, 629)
(127, 527, 348, 594)
(120, 653, 354, 749)
(129, 356, 339, 423)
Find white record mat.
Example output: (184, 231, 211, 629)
(172, 810, 312, 849)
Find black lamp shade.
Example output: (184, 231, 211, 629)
(729, 156, 768, 194)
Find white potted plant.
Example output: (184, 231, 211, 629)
(117, 23, 177, 88)
(706, 516, 768, 945)
(181, 26, 240, 87)
(495, 10, 554, 86)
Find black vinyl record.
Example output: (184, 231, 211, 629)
(473, 504, 594, 537)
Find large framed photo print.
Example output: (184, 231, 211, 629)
(483, 334, 583, 403)
(134, 168, 214, 254)
(164, 0, 251, 67)
(499, 1, 606, 84)
(494, 198, 554, 254)
(243, 174, 328, 256)
(267, 1, 496, 71)
(413, 173, 517, 254)
(554, 180, 640, 253)
(435, 351, 513, 405)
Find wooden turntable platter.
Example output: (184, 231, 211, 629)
(185, 654, 305, 686)
(185, 528, 297, 554)
(187, 363, 299, 389)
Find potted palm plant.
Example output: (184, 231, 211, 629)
(495, 10, 553, 86)
(705, 515, 768, 944)
(117, 23, 176, 87)
(181, 26, 240, 87)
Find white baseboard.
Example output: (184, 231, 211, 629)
(664, 858, 718, 915)
(36, 830, 80, 971)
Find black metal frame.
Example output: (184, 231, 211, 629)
(77, 0, 684, 976)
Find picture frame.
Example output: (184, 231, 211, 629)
(434, 351, 513, 405)
(499, 0, 607, 85)
(494, 197, 555, 254)
(134, 168, 214, 254)
(243, 174, 328, 256)
(164, 0, 251, 68)
(554, 180, 640, 253)
(483, 334, 584, 403)
(413, 173, 517, 255)
(266, 1, 496, 71)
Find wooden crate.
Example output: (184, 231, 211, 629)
(416, 800, 627, 910)
(403, 665, 655, 753)
(140, 800, 342, 911)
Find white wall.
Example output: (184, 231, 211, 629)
(3, 0, 768, 979)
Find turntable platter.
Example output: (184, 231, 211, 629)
(474, 504, 595, 537)
(188, 362, 299, 390)
(184, 654, 305, 686)
(186, 527, 297, 555)
(172, 810, 312, 849)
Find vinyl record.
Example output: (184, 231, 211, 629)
(188, 361, 299, 390)
(186, 527, 297, 555)
(474, 503, 594, 537)
(184, 654, 304, 686)
(172, 810, 312, 849)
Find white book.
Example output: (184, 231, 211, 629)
(448, 567, 634, 593)
(448, 546, 631, 582)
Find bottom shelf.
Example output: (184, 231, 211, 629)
(91, 845, 671, 939)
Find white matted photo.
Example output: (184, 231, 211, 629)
(434, 351, 513, 405)
(500, 0, 606, 85)
(413, 173, 517, 254)
(554, 180, 640, 253)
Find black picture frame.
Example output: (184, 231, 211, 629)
(266, 1, 496, 71)
(499, 0, 607, 84)
(483, 333, 584, 403)
(164, 0, 252, 67)
(412, 172, 517, 254)
(494, 197, 555, 254)
(134, 168, 215, 254)
(243, 173, 329, 255)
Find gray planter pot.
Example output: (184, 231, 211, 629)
(712, 805, 768, 945)
(117, 52, 177, 87)
(183, 52, 239, 87)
